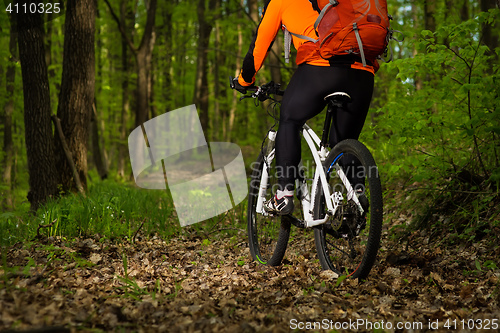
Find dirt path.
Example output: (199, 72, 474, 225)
(1, 219, 499, 332)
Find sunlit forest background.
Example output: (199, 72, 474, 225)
(0, 0, 499, 240)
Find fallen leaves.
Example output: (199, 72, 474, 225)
(0, 223, 499, 332)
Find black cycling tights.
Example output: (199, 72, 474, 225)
(275, 64, 374, 190)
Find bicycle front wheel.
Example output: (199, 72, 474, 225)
(313, 139, 383, 279)
(247, 146, 290, 266)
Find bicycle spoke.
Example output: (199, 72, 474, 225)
(326, 239, 350, 258)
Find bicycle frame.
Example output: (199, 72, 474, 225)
(254, 123, 364, 228)
(300, 123, 335, 227)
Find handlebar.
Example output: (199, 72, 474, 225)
(229, 76, 285, 102)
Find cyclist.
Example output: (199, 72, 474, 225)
(232, 0, 376, 215)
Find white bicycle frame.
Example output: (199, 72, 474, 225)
(255, 124, 364, 227)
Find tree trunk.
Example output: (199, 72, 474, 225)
(93, 0, 110, 179)
(17, 3, 59, 211)
(194, 0, 217, 137)
(3, 13, 18, 210)
(460, 0, 469, 21)
(267, 37, 283, 133)
(481, 0, 500, 61)
(43, 12, 57, 114)
(424, 0, 436, 32)
(136, 45, 154, 126)
(213, 0, 222, 141)
(90, 103, 108, 179)
(160, 2, 174, 111)
(248, 0, 259, 23)
(150, 57, 157, 119)
(228, 0, 245, 140)
(104, 0, 157, 128)
(178, 27, 187, 106)
(117, 0, 135, 179)
(269, 41, 282, 85)
(55, 0, 96, 193)
(412, 2, 423, 91)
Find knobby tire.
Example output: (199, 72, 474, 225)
(247, 148, 290, 266)
(313, 139, 383, 279)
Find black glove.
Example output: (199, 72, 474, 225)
(230, 77, 253, 94)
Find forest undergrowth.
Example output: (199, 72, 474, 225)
(1, 178, 499, 332)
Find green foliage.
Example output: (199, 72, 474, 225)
(379, 9, 500, 184)
(115, 252, 161, 301)
(366, 8, 500, 234)
(334, 274, 348, 287)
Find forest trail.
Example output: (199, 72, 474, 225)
(1, 213, 500, 333)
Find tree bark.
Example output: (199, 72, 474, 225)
(3, 13, 18, 210)
(43, 12, 58, 114)
(194, 0, 217, 137)
(17, 3, 59, 211)
(55, 0, 96, 193)
(52, 115, 85, 195)
(135, 36, 156, 126)
(116, 0, 135, 179)
(150, 56, 157, 119)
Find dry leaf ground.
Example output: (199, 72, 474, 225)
(1, 211, 500, 333)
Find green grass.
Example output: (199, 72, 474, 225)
(0, 179, 179, 247)
(0, 175, 249, 248)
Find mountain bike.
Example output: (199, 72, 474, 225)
(236, 79, 383, 279)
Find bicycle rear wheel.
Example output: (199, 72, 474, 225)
(313, 139, 383, 279)
(247, 145, 290, 266)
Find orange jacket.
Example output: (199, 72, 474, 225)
(238, 0, 375, 87)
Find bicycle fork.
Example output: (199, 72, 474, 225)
(255, 131, 276, 215)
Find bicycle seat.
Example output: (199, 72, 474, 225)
(324, 92, 351, 106)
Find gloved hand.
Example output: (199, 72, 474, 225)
(230, 77, 254, 94)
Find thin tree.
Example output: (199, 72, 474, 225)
(104, 0, 158, 128)
(91, 0, 109, 180)
(2, 12, 18, 210)
(481, 0, 500, 61)
(194, 0, 217, 137)
(228, 0, 246, 141)
(116, 0, 136, 179)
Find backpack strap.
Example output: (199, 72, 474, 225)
(284, 28, 292, 64)
(314, 0, 339, 31)
(352, 22, 367, 67)
(283, 25, 318, 64)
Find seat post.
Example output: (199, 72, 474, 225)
(320, 92, 352, 148)
(320, 105, 334, 148)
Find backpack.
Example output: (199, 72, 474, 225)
(289, 0, 393, 67)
